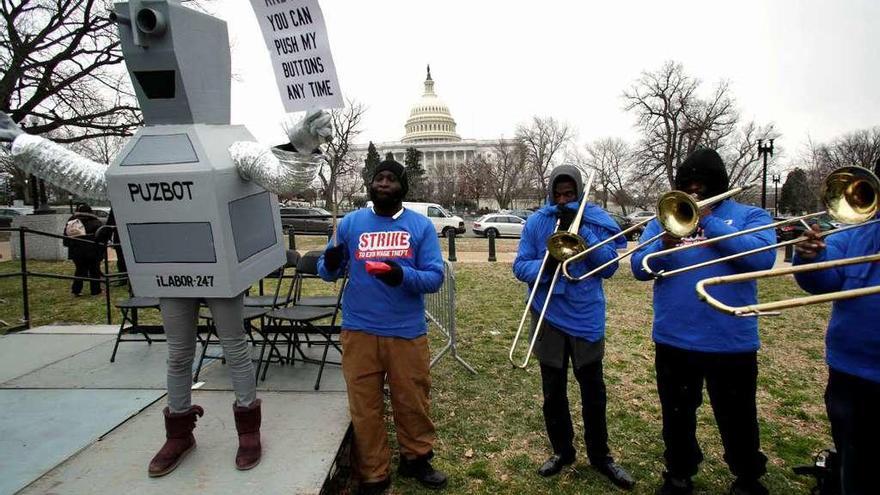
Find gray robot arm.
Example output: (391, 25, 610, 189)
(6, 134, 109, 199)
(228, 109, 332, 195)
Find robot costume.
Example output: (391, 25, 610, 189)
(0, 0, 332, 474)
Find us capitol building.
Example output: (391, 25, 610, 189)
(351, 66, 513, 188)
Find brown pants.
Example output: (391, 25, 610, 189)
(341, 330, 436, 482)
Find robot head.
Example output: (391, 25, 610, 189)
(113, 0, 230, 125)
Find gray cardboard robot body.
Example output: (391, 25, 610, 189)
(104, 0, 285, 297)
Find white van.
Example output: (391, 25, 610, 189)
(366, 201, 466, 237)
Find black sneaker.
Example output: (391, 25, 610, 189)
(596, 461, 635, 490)
(656, 472, 693, 495)
(356, 477, 391, 495)
(398, 456, 448, 489)
(729, 478, 768, 495)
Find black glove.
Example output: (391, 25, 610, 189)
(323, 244, 345, 271)
(544, 256, 560, 277)
(375, 260, 404, 287)
(556, 204, 577, 230)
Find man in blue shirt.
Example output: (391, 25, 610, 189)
(792, 161, 880, 495)
(631, 149, 776, 495)
(513, 166, 635, 490)
(318, 160, 446, 495)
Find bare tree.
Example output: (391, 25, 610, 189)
(483, 141, 528, 210)
(426, 160, 456, 207)
(516, 116, 573, 198)
(317, 99, 365, 210)
(458, 157, 491, 206)
(1, 0, 142, 141)
(624, 61, 737, 189)
(575, 137, 639, 214)
(334, 169, 364, 208)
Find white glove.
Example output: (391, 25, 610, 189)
(286, 109, 332, 153)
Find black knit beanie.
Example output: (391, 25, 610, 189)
(674, 148, 729, 199)
(372, 159, 409, 197)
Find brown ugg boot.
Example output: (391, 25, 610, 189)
(233, 398, 262, 470)
(148, 405, 204, 477)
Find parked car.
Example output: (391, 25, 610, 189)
(775, 214, 836, 241)
(0, 208, 25, 228)
(607, 212, 644, 242)
(626, 210, 654, 223)
(505, 209, 535, 221)
(401, 202, 466, 237)
(279, 206, 334, 234)
(472, 214, 526, 238)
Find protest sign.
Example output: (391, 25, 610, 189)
(249, 0, 344, 112)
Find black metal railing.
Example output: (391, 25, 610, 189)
(0, 226, 128, 332)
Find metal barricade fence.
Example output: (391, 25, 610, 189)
(425, 260, 476, 374)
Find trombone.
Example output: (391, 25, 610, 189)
(694, 166, 880, 316)
(640, 166, 880, 279)
(559, 183, 757, 281)
(508, 171, 596, 368)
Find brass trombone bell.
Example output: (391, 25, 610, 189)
(823, 166, 879, 225)
(547, 231, 588, 261)
(656, 191, 701, 239)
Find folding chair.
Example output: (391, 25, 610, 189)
(244, 250, 301, 309)
(290, 250, 340, 307)
(110, 296, 163, 362)
(259, 252, 346, 390)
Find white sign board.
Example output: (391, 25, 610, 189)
(250, 0, 344, 112)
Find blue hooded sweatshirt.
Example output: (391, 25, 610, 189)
(793, 215, 880, 383)
(513, 168, 626, 342)
(317, 207, 444, 339)
(630, 199, 776, 352)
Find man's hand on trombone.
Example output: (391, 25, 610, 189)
(794, 224, 826, 260)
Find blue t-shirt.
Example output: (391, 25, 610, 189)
(317, 207, 444, 339)
(793, 216, 880, 383)
(631, 199, 776, 353)
(512, 202, 625, 342)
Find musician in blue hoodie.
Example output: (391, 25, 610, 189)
(792, 162, 880, 495)
(513, 165, 635, 490)
(631, 149, 776, 495)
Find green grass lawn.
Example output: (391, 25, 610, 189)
(0, 260, 831, 494)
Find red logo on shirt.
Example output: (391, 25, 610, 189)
(355, 231, 413, 260)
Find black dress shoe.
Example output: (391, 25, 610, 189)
(398, 457, 448, 489)
(596, 461, 635, 490)
(356, 477, 391, 495)
(537, 454, 575, 477)
(655, 472, 693, 495)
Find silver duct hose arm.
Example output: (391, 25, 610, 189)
(6, 134, 108, 199)
(228, 141, 322, 196)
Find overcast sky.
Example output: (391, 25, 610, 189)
(210, 0, 878, 168)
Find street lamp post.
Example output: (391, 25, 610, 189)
(757, 138, 775, 210)
(771, 172, 781, 215)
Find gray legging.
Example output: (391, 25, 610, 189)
(160, 295, 256, 413)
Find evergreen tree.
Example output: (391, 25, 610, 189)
(779, 168, 813, 214)
(404, 147, 426, 201)
(385, 151, 396, 161)
(361, 141, 381, 188)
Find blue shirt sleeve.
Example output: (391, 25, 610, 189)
(565, 224, 619, 279)
(630, 220, 666, 280)
(700, 207, 777, 272)
(793, 230, 847, 294)
(513, 216, 551, 284)
(400, 220, 444, 294)
(317, 216, 350, 281)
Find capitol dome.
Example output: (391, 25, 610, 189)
(401, 66, 461, 144)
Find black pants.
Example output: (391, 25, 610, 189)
(826, 368, 880, 495)
(540, 339, 611, 466)
(655, 343, 767, 480)
(72, 257, 103, 295)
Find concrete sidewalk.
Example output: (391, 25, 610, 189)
(0, 326, 350, 495)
